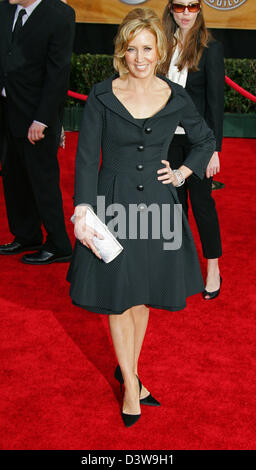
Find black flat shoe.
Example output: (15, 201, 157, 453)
(121, 376, 142, 428)
(0, 241, 42, 255)
(21, 249, 72, 265)
(203, 276, 222, 300)
(114, 365, 160, 407)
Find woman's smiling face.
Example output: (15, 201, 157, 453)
(124, 29, 159, 78)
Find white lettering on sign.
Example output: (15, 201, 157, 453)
(203, 0, 247, 10)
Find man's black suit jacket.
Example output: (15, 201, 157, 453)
(0, 0, 75, 137)
(185, 40, 225, 152)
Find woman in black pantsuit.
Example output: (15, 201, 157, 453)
(162, 0, 224, 299)
(68, 8, 215, 427)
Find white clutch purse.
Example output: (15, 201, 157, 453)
(72, 206, 124, 263)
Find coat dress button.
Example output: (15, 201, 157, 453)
(137, 185, 144, 191)
(145, 127, 152, 134)
(137, 145, 144, 151)
(136, 164, 144, 171)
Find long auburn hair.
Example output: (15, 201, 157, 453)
(160, 0, 212, 75)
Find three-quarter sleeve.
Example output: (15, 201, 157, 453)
(179, 90, 216, 179)
(205, 41, 225, 152)
(74, 86, 103, 207)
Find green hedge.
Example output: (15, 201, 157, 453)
(67, 53, 256, 114)
(224, 59, 256, 113)
(68, 53, 114, 107)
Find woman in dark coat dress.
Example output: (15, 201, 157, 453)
(67, 8, 215, 427)
(162, 0, 225, 300)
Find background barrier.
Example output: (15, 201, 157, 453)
(68, 77, 256, 103)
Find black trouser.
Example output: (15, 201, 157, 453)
(168, 134, 222, 259)
(1, 103, 71, 255)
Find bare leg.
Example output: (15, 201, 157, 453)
(131, 305, 150, 399)
(109, 308, 140, 415)
(205, 258, 220, 297)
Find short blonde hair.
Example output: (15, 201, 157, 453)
(114, 8, 168, 76)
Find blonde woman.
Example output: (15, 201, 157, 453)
(67, 8, 215, 427)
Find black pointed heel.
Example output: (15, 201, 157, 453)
(202, 276, 222, 300)
(140, 394, 160, 407)
(114, 364, 124, 391)
(114, 365, 160, 407)
(121, 376, 142, 427)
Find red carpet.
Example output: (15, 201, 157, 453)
(0, 135, 256, 450)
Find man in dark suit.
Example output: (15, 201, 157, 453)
(0, 0, 75, 264)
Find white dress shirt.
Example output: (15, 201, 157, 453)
(13, 0, 43, 29)
(168, 37, 188, 135)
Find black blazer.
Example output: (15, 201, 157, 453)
(0, 0, 75, 137)
(186, 40, 225, 151)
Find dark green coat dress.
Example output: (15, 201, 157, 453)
(67, 75, 215, 314)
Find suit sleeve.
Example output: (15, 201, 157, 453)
(205, 41, 225, 152)
(179, 90, 216, 179)
(34, 8, 75, 126)
(74, 86, 103, 207)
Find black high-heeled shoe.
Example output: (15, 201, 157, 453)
(121, 375, 142, 428)
(202, 276, 222, 300)
(114, 365, 160, 407)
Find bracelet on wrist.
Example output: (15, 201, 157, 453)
(173, 169, 185, 187)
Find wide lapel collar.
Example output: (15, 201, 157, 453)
(96, 75, 144, 129)
(96, 74, 187, 128)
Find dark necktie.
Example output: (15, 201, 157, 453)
(12, 9, 26, 43)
